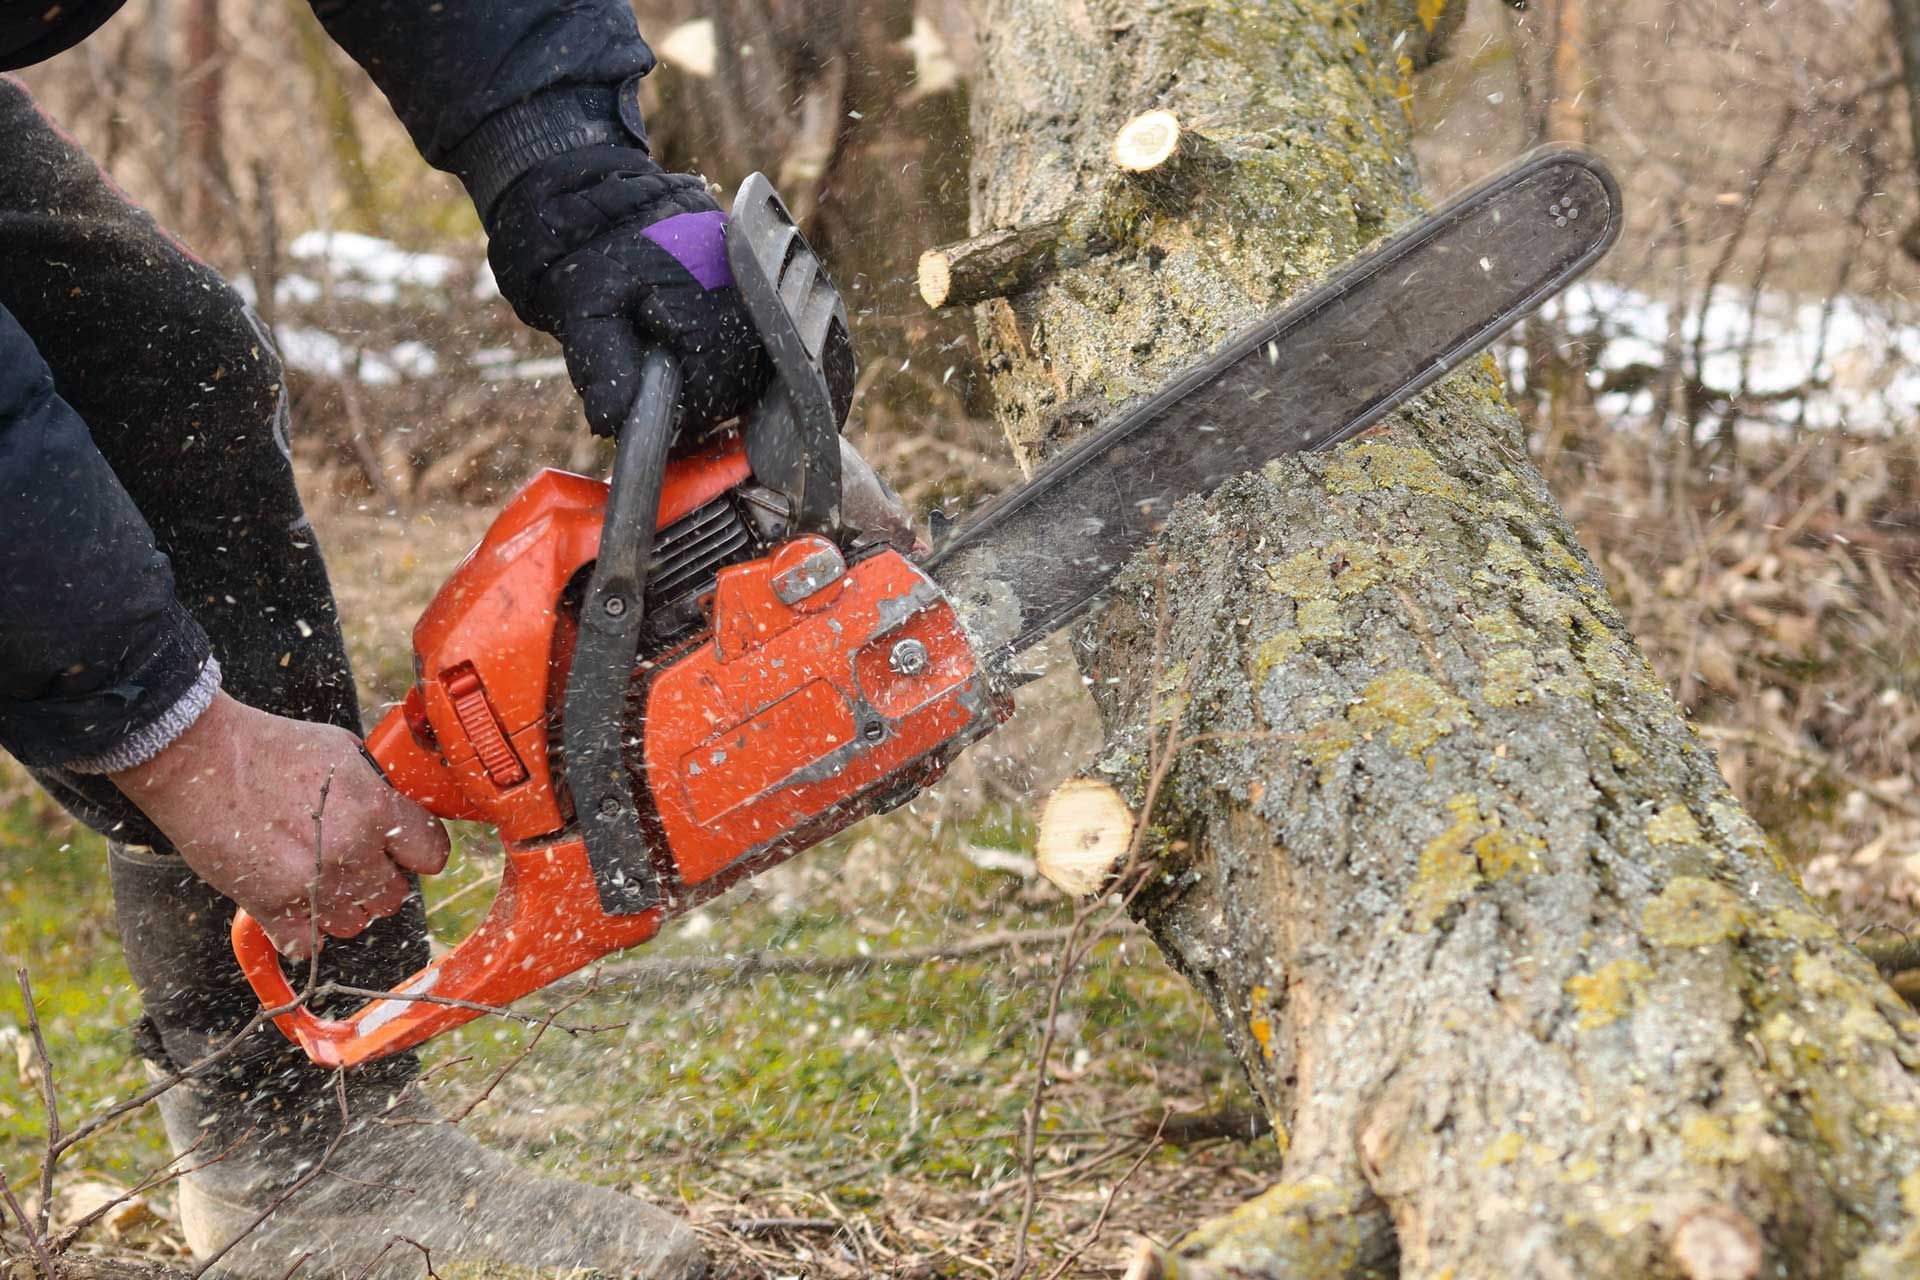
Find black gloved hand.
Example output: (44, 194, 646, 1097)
(484, 144, 771, 436)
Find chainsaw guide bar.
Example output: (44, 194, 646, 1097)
(924, 146, 1622, 661)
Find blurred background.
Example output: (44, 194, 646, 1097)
(4, 1, 1920, 1274)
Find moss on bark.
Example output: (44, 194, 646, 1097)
(965, 1, 1920, 1275)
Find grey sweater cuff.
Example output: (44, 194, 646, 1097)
(64, 656, 223, 775)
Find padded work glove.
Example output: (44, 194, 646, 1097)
(459, 85, 771, 436)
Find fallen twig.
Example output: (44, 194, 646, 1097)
(1136, 1106, 1273, 1146)
(561, 922, 1137, 998)
(717, 1217, 844, 1238)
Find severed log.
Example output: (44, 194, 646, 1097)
(1034, 779, 1133, 897)
(919, 111, 1225, 310)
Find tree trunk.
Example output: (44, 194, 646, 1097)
(1543, 0, 1590, 147)
(961, 3, 1920, 1276)
(182, 0, 231, 241)
(1888, 0, 1920, 262)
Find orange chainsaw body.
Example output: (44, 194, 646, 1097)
(233, 434, 1009, 1067)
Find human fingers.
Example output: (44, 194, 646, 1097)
(316, 897, 374, 940)
(258, 907, 319, 960)
(381, 792, 452, 877)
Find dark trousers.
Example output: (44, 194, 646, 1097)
(0, 76, 423, 1087)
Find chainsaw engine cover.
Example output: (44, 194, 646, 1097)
(364, 438, 757, 846)
(366, 448, 1010, 912)
(636, 537, 1009, 897)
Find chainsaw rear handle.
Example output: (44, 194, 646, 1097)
(230, 832, 665, 1068)
(228, 350, 684, 1065)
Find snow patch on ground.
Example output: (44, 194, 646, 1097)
(275, 328, 440, 383)
(286, 230, 457, 301)
(1515, 280, 1920, 435)
(256, 230, 1920, 431)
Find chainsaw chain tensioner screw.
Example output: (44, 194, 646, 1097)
(888, 638, 930, 676)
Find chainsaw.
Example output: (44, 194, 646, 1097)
(233, 147, 1622, 1068)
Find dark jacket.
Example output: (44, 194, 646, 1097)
(0, 2, 654, 768)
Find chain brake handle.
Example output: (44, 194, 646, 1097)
(573, 171, 853, 918)
(729, 172, 853, 538)
(229, 174, 856, 1059)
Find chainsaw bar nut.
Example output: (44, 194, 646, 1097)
(888, 638, 930, 677)
(771, 542, 847, 605)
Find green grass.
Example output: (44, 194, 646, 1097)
(422, 804, 1243, 1208)
(0, 776, 170, 1183)
(0, 761, 1263, 1269)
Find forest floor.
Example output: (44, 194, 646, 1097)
(3, 412, 1919, 1279)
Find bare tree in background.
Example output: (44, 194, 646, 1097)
(182, 0, 232, 238)
(1890, 0, 1920, 261)
(947, 0, 1920, 1273)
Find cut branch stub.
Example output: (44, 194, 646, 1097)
(1035, 779, 1133, 896)
(1112, 109, 1183, 172)
(1111, 109, 1226, 198)
(919, 110, 1225, 310)
(918, 216, 1101, 310)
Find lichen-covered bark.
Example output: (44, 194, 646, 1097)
(964, 2, 1920, 1276)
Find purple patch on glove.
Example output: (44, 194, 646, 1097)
(641, 210, 732, 290)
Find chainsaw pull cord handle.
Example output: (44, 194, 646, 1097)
(564, 347, 682, 913)
(228, 352, 684, 1065)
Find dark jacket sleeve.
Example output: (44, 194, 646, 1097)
(0, 302, 212, 769)
(306, 0, 656, 169)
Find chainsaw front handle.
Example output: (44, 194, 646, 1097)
(231, 833, 663, 1068)
(565, 346, 681, 916)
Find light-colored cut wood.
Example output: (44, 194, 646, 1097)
(1035, 779, 1133, 896)
(1112, 109, 1183, 173)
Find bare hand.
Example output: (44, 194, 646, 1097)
(111, 691, 450, 958)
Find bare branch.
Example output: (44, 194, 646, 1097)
(15, 968, 60, 1240)
(0, 1167, 56, 1280)
(563, 922, 1136, 997)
